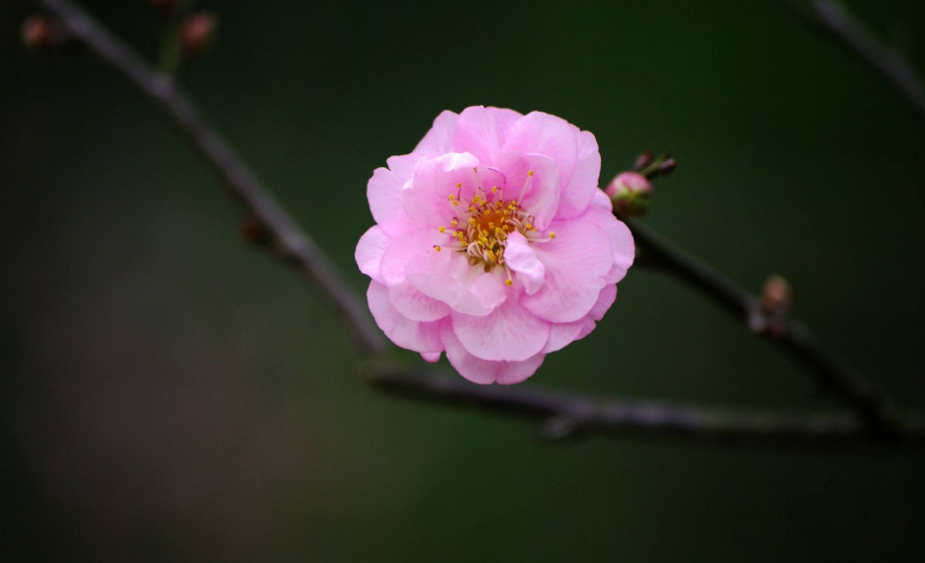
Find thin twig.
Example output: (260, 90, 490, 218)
(778, 0, 925, 124)
(628, 219, 900, 433)
(370, 369, 925, 447)
(34, 0, 388, 357)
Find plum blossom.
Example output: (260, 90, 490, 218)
(355, 106, 635, 384)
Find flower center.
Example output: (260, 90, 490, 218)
(433, 172, 554, 285)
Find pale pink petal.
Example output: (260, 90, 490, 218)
(421, 352, 442, 363)
(543, 284, 617, 352)
(555, 129, 600, 220)
(441, 323, 545, 385)
(589, 283, 617, 321)
(504, 231, 545, 295)
(403, 154, 484, 228)
(451, 298, 550, 361)
(355, 225, 391, 284)
(433, 152, 481, 203)
(379, 228, 438, 286)
(543, 321, 585, 353)
(367, 281, 443, 353)
(387, 153, 423, 185)
(522, 220, 614, 323)
(590, 188, 613, 212)
(367, 167, 405, 233)
(413, 110, 458, 156)
(453, 106, 523, 167)
(498, 151, 560, 230)
(388, 281, 450, 322)
(405, 247, 506, 316)
(501, 111, 578, 191)
(580, 205, 635, 284)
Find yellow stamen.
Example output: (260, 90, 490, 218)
(439, 226, 446, 233)
(434, 245, 442, 252)
(549, 232, 556, 239)
(505, 279, 513, 286)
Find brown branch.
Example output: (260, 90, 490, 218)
(778, 0, 925, 124)
(628, 220, 901, 434)
(369, 369, 925, 447)
(34, 0, 389, 358)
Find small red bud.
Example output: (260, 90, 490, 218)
(21, 16, 56, 49)
(181, 12, 217, 58)
(760, 275, 792, 316)
(606, 172, 653, 218)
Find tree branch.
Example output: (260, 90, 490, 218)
(628, 220, 900, 433)
(778, 0, 925, 124)
(370, 368, 925, 447)
(34, 0, 389, 358)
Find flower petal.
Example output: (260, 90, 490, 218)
(498, 151, 560, 230)
(590, 188, 613, 212)
(542, 283, 617, 353)
(453, 106, 522, 168)
(403, 153, 482, 228)
(413, 110, 458, 156)
(501, 111, 578, 192)
(441, 323, 545, 385)
(421, 352, 442, 363)
(555, 129, 600, 220)
(504, 231, 545, 295)
(367, 167, 405, 234)
(367, 281, 443, 353)
(389, 280, 450, 322)
(580, 205, 635, 284)
(379, 228, 439, 286)
(405, 247, 506, 316)
(451, 297, 550, 361)
(522, 219, 614, 323)
(355, 225, 391, 283)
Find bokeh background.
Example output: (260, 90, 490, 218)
(3, 0, 925, 560)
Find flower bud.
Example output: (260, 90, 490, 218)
(181, 12, 217, 58)
(760, 275, 792, 316)
(606, 172, 653, 218)
(21, 16, 56, 49)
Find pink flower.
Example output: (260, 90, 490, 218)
(355, 107, 635, 384)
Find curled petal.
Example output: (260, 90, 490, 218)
(367, 281, 443, 353)
(580, 205, 636, 284)
(454, 106, 523, 167)
(522, 219, 614, 323)
(421, 352, 442, 363)
(501, 111, 578, 192)
(441, 323, 545, 385)
(555, 129, 600, 220)
(388, 280, 450, 322)
(498, 151, 560, 230)
(504, 231, 545, 295)
(355, 225, 392, 284)
(405, 247, 506, 316)
(379, 228, 439, 286)
(451, 298, 550, 362)
(413, 110, 458, 156)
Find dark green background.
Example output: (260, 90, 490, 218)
(3, 0, 924, 560)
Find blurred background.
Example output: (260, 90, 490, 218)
(2, 0, 925, 560)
